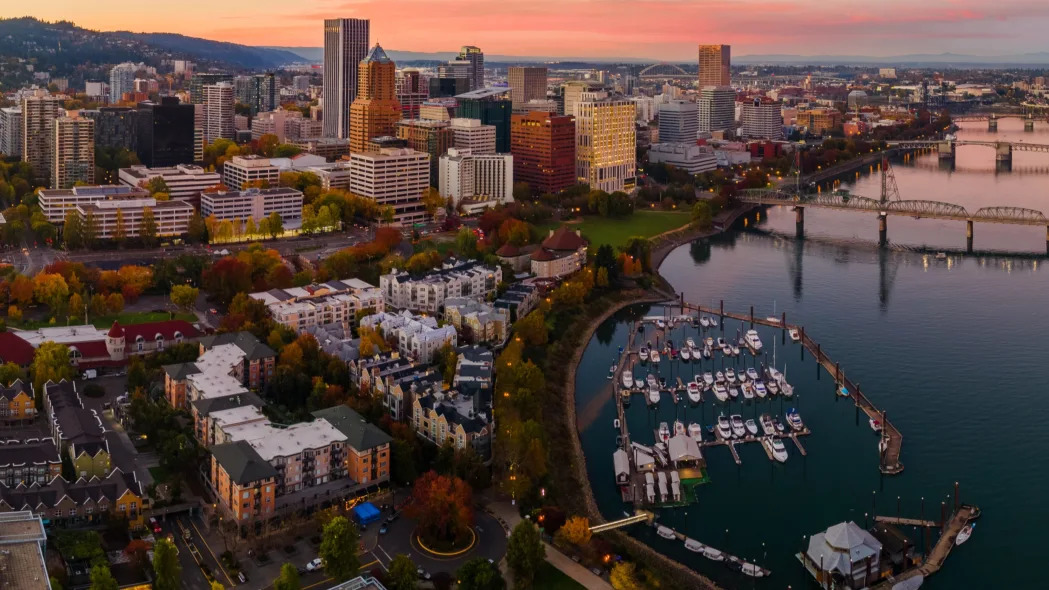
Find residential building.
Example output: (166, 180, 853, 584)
(394, 119, 453, 180)
(647, 142, 718, 174)
(21, 90, 61, 185)
(203, 82, 235, 143)
(108, 62, 137, 104)
(575, 93, 636, 192)
(347, 148, 430, 225)
(118, 164, 220, 208)
(249, 279, 383, 333)
(379, 259, 502, 314)
(311, 405, 391, 486)
(349, 44, 402, 153)
(189, 73, 233, 104)
(797, 107, 843, 135)
(0, 380, 36, 424)
(494, 281, 540, 321)
(801, 521, 883, 589)
(80, 107, 138, 153)
(658, 100, 698, 143)
(164, 332, 275, 411)
(38, 184, 149, 223)
(698, 85, 735, 134)
(208, 441, 278, 522)
(430, 61, 471, 98)
(0, 439, 60, 486)
(396, 69, 429, 119)
(0, 107, 22, 157)
(52, 115, 95, 189)
(251, 109, 307, 141)
(222, 154, 281, 189)
(84, 81, 108, 102)
(323, 18, 370, 139)
(439, 148, 514, 212)
(189, 391, 267, 447)
(198, 332, 277, 390)
(698, 45, 731, 87)
(237, 73, 277, 114)
(360, 310, 457, 364)
(508, 67, 548, 110)
(44, 381, 111, 479)
(443, 298, 509, 345)
(74, 197, 194, 239)
(410, 348, 494, 460)
(0, 471, 149, 530)
(419, 98, 457, 121)
(531, 226, 588, 278)
(458, 46, 485, 91)
(561, 81, 603, 117)
(0, 511, 48, 590)
(136, 97, 195, 167)
(510, 111, 576, 194)
(201, 187, 303, 226)
(741, 97, 784, 139)
(455, 88, 512, 152)
(449, 118, 496, 154)
(630, 96, 655, 123)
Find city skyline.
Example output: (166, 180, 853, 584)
(17, 0, 1049, 60)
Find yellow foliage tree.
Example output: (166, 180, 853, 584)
(610, 562, 643, 590)
(556, 516, 592, 548)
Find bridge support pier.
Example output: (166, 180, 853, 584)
(988, 118, 998, 132)
(995, 143, 1012, 172)
(1025, 119, 1035, 132)
(937, 140, 955, 163)
(1046, 226, 1049, 256)
(794, 206, 805, 239)
(878, 213, 888, 247)
(966, 220, 974, 254)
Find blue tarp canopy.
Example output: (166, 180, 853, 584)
(352, 502, 381, 525)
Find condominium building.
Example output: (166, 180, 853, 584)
(396, 69, 429, 119)
(458, 46, 485, 91)
(562, 81, 603, 117)
(0, 472, 149, 531)
(0, 438, 59, 487)
(455, 88, 513, 152)
(379, 259, 502, 314)
(200, 187, 303, 225)
(448, 118, 496, 154)
(349, 44, 402, 153)
(21, 90, 61, 184)
(698, 45, 731, 87)
(43, 381, 111, 479)
(347, 147, 430, 224)
(119, 164, 220, 207)
(741, 98, 784, 139)
(189, 73, 233, 104)
(443, 298, 509, 345)
(395, 119, 453, 180)
(575, 93, 637, 192)
(51, 115, 95, 189)
(323, 18, 370, 139)
(510, 111, 576, 194)
(108, 62, 137, 103)
(438, 148, 514, 212)
(164, 331, 276, 411)
(648, 143, 719, 174)
(508, 67, 548, 110)
(250, 279, 383, 333)
(698, 86, 735, 134)
(136, 97, 195, 167)
(797, 107, 843, 135)
(0, 107, 22, 158)
(222, 155, 281, 189)
(360, 310, 457, 364)
(38, 185, 148, 223)
(236, 73, 277, 114)
(0, 380, 35, 425)
(658, 100, 699, 143)
(630, 96, 656, 123)
(74, 197, 194, 239)
(203, 82, 235, 143)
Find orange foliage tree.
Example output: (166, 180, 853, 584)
(405, 470, 474, 548)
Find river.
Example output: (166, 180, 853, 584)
(573, 118, 1049, 588)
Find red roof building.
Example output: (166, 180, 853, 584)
(530, 227, 588, 279)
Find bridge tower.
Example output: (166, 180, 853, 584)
(988, 114, 998, 132)
(966, 220, 974, 254)
(937, 140, 956, 167)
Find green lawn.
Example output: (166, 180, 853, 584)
(10, 310, 197, 331)
(538, 210, 692, 249)
(533, 562, 587, 590)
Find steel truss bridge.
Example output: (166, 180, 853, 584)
(888, 139, 1049, 154)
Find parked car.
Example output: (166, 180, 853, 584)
(306, 558, 323, 572)
(149, 517, 162, 534)
(379, 524, 388, 535)
(416, 568, 431, 580)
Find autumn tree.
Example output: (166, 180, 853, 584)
(357, 325, 388, 358)
(257, 133, 280, 158)
(170, 285, 199, 312)
(10, 275, 33, 305)
(187, 211, 208, 243)
(506, 521, 545, 590)
(0, 362, 24, 386)
(83, 212, 99, 248)
(63, 210, 85, 249)
(609, 562, 643, 590)
(455, 227, 479, 258)
(386, 554, 418, 590)
(140, 207, 158, 247)
(319, 516, 360, 581)
(422, 187, 445, 217)
(512, 310, 547, 347)
(68, 292, 85, 322)
(267, 211, 283, 239)
(106, 292, 124, 314)
(405, 471, 474, 548)
(113, 209, 127, 245)
(554, 516, 591, 549)
(153, 537, 182, 590)
(456, 557, 506, 590)
(33, 272, 69, 312)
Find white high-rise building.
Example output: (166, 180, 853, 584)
(698, 86, 735, 134)
(740, 98, 784, 139)
(0, 107, 22, 158)
(323, 18, 370, 139)
(108, 62, 137, 104)
(648, 143, 718, 175)
(575, 92, 636, 193)
(52, 115, 95, 189)
(347, 147, 430, 225)
(658, 101, 698, 143)
(439, 148, 513, 212)
(21, 90, 62, 184)
(202, 82, 235, 144)
(448, 118, 496, 154)
(629, 96, 655, 123)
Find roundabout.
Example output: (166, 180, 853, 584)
(411, 526, 477, 558)
(372, 510, 506, 575)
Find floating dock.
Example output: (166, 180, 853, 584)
(652, 521, 772, 578)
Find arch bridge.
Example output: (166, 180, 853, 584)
(638, 63, 693, 78)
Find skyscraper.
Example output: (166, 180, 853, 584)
(137, 98, 195, 168)
(698, 45, 731, 88)
(0, 107, 22, 158)
(510, 111, 575, 194)
(431, 61, 471, 98)
(741, 98, 784, 139)
(697, 86, 735, 134)
(575, 92, 636, 193)
(349, 44, 402, 153)
(508, 67, 548, 110)
(202, 82, 235, 144)
(21, 89, 62, 184)
(456, 88, 513, 153)
(658, 100, 698, 143)
(236, 73, 277, 115)
(396, 70, 429, 119)
(189, 73, 233, 104)
(561, 81, 603, 117)
(53, 115, 95, 189)
(323, 18, 370, 139)
(109, 62, 137, 104)
(458, 46, 485, 91)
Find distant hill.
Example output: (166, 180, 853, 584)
(115, 32, 304, 69)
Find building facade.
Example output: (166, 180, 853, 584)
(396, 69, 429, 119)
(797, 108, 843, 135)
(250, 279, 383, 334)
(118, 164, 220, 207)
(80, 107, 138, 155)
(510, 111, 576, 194)
(530, 226, 588, 278)
(21, 90, 61, 185)
(647, 142, 718, 174)
(658, 100, 699, 143)
(222, 155, 281, 189)
(455, 89, 513, 152)
(741, 98, 784, 139)
(379, 259, 502, 314)
(0, 381, 35, 425)
(74, 198, 194, 239)
(349, 44, 402, 153)
(136, 98, 196, 167)
(575, 94, 636, 192)
(360, 310, 458, 364)
(438, 148, 514, 211)
(698, 44, 731, 87)
(108, 63, 137, 103)
(0, 107, 22, 158)
(38, 185, 149, 223)
(203, 82, 235, 143)
(449, 118, 496, 154)
(508, 66, 548, 110)
(698, 86, 735, 134)
(201, 187, 303, 225)
(458, 46, 485, 91)
(347, 148, 430, 225)
(52, 115, 95, 189)
(323, 18, 370, 139)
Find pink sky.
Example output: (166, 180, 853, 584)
(23, 0, 1049, 58)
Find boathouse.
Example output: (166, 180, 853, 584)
(613, 449, 630, 485)
(667, 434, 703, 467)
(800, 521, 883, 589)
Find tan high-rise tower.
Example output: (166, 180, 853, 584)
(698, 45, 731, 87)
(349, 44, 403, 154)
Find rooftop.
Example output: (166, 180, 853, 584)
(456, 88, 511, 100)
(312, 405, 392, 451)
(0, 511, 48, 590)
(210, 440, 277, 485)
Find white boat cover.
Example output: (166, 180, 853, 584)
(613, 449, 629, 480)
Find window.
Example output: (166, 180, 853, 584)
(242, 491, 250, 499)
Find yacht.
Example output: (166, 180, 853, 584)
(744, 419, 759, 436)
(704, 337, 715, 348)
(716, 337, 727, 348)
(727, 386, 740, 400)
(658, 422, 671, 443)
(731, 345, 741, 356)
(786, 408, 805, 432)
(741, 382, 755, 400)
(725, 368, 737, 384)
(656, 319, 666, 329)
(680, 347, 691, 361)
(760, 413, 776, 436)
(639, 346, 649, 362)
(738, 370, 748, 383)
(716, 415, 732, 439)
(702, 372, 714, 387)
(746, 367, 760, 381)
(709, 317, 719, 328)
(674, 420, 686, 437)
(744, 329, 763, 353)
(648, 387, 661, 405)
(764, 437, 788, 463)
(729, 415, 746, 438)
(779, 379, 794, 398)
(622, 371, 634, 388)
(715, 371, 726, 384)
(767, 366, 783, 383)
(613, 418, 620, 429)
(713, 384, 729, 402)
(699, 316, 710, 328)
(685, 337, 696, 349)
(687, 381, 702, 404)
(956, 524, 974, 545)
(702, 546, 725, 561)
(721, 344, 733, 357)
(656, 525, 675, 540)
(837, 384, 851, 398)
(650, 349, 661, 364)
(684, 538, 705, 553)
(789, 327, 801, 342)
(646, 374, 658, 389)
(753, 381, 768, 398)
(702, 346, 713, 360)
(741, 563, 767, 578)
(688, 423, 703, 443)
(772, 416, 788, 434)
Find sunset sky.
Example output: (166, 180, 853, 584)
(23, 0, 1049, 59)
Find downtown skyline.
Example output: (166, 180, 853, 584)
(17, 0, 1049, 61)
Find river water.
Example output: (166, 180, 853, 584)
(574, 118, 1048, 588)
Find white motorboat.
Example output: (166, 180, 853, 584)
(685, 337, 696, 349)
(700, 316, 710, 328)
(766, 316, 781, 325)
(878, 437, 887, 454)
(773, 416, 787, 434)
(613, 419, 621, 429)
(716, 415, 732, 439)
(658, 422, 671, 443)
(766, 379, 780, 395)
(741, 382, 755, 400)
(639, 346, 649, 361)
(715, 371, 725, 384)
(646, 374, 658, 389)
(687, 382, 702, 404)
(741, 563, 766, 578)
(716, 337, 726, 348)
(648, 388, 661, 405)
(956, 523, 974, 545)
(727, 386, 740, 400)
(680, 347, 691, 361)
(738, 370, 748, 383)
(713, 384, 728, 402)
(869, 418, 883, 432)
(746, 367, 759, 381)
(767, 367, 783, 383)
(730, 415, 746, 438)
(702, 546, 724, 561)
(725, 368, 737, 384)
(760, 413, 776, 436)
(656, 319, 666, 329)
(688, 422, 703, 443)
(708, 317, 719, 328)
(753, 381, 768, 398)
(650, 350, 661, 364)
(731, 345, 741, 356)
(673, 420, 686, 437)
(744, 329, 763, 353)
(622, 371, 634, 388)
(702, 372, 714, 387)
(786, 408, 804, 432)
(702, 346, 713, 360)
(721, 345, 733, 357)
(744, 419, 759, 436)
(704, 337, 714, 348)
(764, 436, 788, 463)
(789, 327, 801, 342)
(684, 538, 705, 553)
(656, 525, 675, 540)
(607, 365, 615, 379)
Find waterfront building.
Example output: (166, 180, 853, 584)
(349, 44, 402, 153)
(801, 521, 883, 589)
(493, 282, 540, 321)
(455, 88, 512, 152)
(443, 298, 509, 345)
(379, 259, 502, 314)
(202, 82, 235, 143)
(249, 278, 383, 333)
(438, 148, 514, 213)
(449, 118, 496, 154)
(0, 107, 22, 158)
(136, 97, 195, 167)
(530, 226, 588, 278)
(323, 18, 370, 139)
(698, 85, 735, 134)
(119, 164, 220, 207)
(346, 148, 430, 225)
(396, 69, 429, 119)
(698, 44, 731, 87)
(648, 142, 718, 174)
(52, 115, 95, 189)
(510, 111, 576, 194)
(21, 90, 61, 185)
(658, 100, 699, 143)
(108, 62, 136, 104)
(741, 97, 784, 139)
(458, 46, 485, 91)
(200, 187, 303, 226)
(575, 92, 636, 192)
(508, 66, 548, 111)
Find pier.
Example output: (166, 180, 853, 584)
(870, 503, 980, 589)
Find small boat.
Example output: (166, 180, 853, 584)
(702, 347, 713, 360)
(721, 345, 733, 357)
(680, 347, 691, 361)
(741, 382, 755, 400)
(766, 379, 779, 395)
(766, 316, 781, 325)
(731, 345, 741, 356)
(716, 415, 732, 439)
(685, 337, 696, 349)
(646, 374, 658, 389)
(702, 546, 724, 561)
(837, 385, 850, 397)
(789, 328, 800, 342)
(687, 381, 702, 404)
(728, 386, 740, 400)
(615, 435, 623, 446)
(674, 420, 686, 437)
(935, 252, 947, 260)
(658, 422, 671, 443)
(746, 367, 759, 381)
(709, 317, 718, 328)
(772, 417, 787, 434)
(702, 372, 714, 387)
(786, 408, 804, 432)
(622, 371, 634, 388)
(639, 346, 649, 361)
(656, 525, 675, 540)
(737, 370, 748, 383)
(869, 418, 883, 432)
(753, 381, 768, 398)
(716, 337, 726, 348)
(607, 366, 615, 379)
(688, 422, 703, 443)
(744, 329, 763, 353)
(744, 419, 759, 436)
(684, 538, 705, 553)
(715, 371, 725, 384)
(713, 384, 728, 402)
(659, 377, 667, 389)
(767, 366, 783, 382)
(725, 368, 737, 384)
(760, 413, 776, 436)
(779, 379, 794, 398)
(613, 418, 621, 429)
(741, 563, 766, 578)
(668, 348, 678, 360)
(648, 388, 661, 405)
(656, 319, 666, 329)
(878, 437, 887, 454)
(730, 415, 746, 438)
(956, 523, 974, 545)
(700, 316, 710, 328)
(764, 437, 788, 463)
(650, 350, 661, 364)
